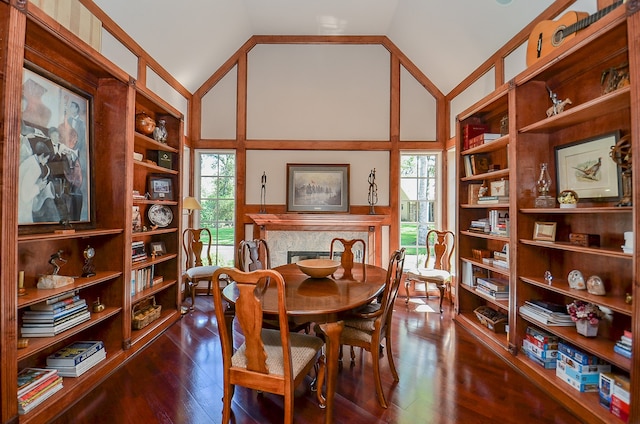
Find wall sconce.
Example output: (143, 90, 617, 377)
(183, 196, 202, 215)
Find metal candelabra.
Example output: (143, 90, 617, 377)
(368, 168, 378, 215)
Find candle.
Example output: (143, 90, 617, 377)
(18, 271, 24, 288)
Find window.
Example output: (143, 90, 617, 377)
(400, 153, 440, 268)
(195, 151, 236, 266)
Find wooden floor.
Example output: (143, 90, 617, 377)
(52, 295, 582, 424)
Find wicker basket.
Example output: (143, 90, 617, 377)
(474, 306, 507, 333)
(132, 296, 162, 330)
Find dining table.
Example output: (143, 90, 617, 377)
(221, 262, 388, 424)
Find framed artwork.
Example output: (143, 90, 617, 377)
(286, 164, 350, 213)
(148, 175, 174, 200)
(490, 180, 509, 197)
(533, 221, 557, 242)
(555, 131, 621, 202)
(19, 64, 92, 229)
(150, 241, 167, 256)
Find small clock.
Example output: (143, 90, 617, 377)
(82, 245, 96, 277)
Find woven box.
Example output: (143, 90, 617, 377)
(474, 306, 507, 333)
(132, 296, 162, 330)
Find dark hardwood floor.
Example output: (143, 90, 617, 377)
(53, 295, 582, 424)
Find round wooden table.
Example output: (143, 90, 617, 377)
(222, 263, 387, 424)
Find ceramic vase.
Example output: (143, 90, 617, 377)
(576, 319, 598, 337)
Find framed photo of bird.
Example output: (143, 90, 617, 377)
(555, 131, 621, 202)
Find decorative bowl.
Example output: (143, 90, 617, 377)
(296, 259, 340, 278)
(135, 112, 156, 135)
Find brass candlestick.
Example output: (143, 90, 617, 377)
(18, 271, 26, 296)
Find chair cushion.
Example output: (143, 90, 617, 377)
(232, 329, 323, 377)
(185, 265, 219, 279)
(405, 268, 451, 282)
(340, 324, 373, 344)
(343, 318, 376, 333)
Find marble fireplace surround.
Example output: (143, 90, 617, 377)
(247, 214, 387, 267)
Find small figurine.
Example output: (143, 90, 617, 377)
(49, 250, 67, 275)
(546, 86, 572, 117)
(586, 275, 606, 295)
(153, 119, 168, 143)
(544, 270, 553, 285)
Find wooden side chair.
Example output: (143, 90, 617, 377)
(183, 228, 219, 309)
(404, 229, 455, 313)
(315, 248, 405, 409)
(329, 238, 366, 279)
(237, 239, 310, 333)
(211, 267, 326, 424)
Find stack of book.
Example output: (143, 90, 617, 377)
(522, 326, 559, 369)
(21, 294, 90, 338)
(46, 340, 106, 377)
(487, 209, 509, 236)
(519, 300, 575, 326)
(130, 265, 156, 296)
(17, 368, 63, 415)
(132, 241, 147, 263)
(477, 195, 510, 205)
(614, 329, 632, 358)
(467, 132, 501, 149)
(475, 276, 509, 300)
(468, 218, 489, 234)
(462, 123, 489, 150)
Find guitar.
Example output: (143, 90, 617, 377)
(526, 0, 625, 67)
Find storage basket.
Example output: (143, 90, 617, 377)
(474, 306, 507, 333)
(132, 296, 162, 330)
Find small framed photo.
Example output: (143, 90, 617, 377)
(533, 221, 557, 242)
(490, 180, 509, 197)
(149, 241, 166, 256)
(148, 175, 173, 200)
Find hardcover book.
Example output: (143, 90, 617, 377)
(46, 340, 105, 367)
(17, 368, 57, 398)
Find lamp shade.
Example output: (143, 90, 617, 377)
(183, 196, 202, 211)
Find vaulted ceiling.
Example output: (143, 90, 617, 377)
(93, 0, 559, 95)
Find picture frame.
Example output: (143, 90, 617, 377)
(148, 175, 174, 200)
(555, 131, 621, 202)
(286, 164, 350, 213)
(149, 241, 166, 256)
(533, 221, 557, 242)
(490, 180, 509, 197)
(19, 64, 93, 230)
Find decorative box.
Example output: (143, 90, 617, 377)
(569, 233, 600, 247)
(473, 306, 507, 333)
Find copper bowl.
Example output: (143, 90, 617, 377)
(135, 112, 156, 135)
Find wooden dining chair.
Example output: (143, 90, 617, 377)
(315, 248, 405, 409)
(237, 239, 311, 333)
(211, 267, 326, 424)
(404, 229, 455, 313)
(329, 238, 366, 279)
(183, 228, 219, 309)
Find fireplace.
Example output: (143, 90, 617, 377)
(247, 213, 388, 267)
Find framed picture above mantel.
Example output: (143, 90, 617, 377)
(286, 164, 350, 213)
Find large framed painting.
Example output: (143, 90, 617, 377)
(555, 131, 621, 202)
(19, 64, 92, 230)
(287, 164, 350, 213)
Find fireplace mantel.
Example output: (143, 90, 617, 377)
(247, 213, 389, 266)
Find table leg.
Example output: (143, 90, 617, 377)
(318, 320, 344, 424)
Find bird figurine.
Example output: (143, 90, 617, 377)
(573, 157, 602, 180)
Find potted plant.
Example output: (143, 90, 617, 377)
(566, 300, 604, 337)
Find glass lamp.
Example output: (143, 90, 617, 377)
(535, 163, 556, 208)
(183, 196, 202, 215)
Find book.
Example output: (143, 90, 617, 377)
(526, 299, 567, 313)
(23, 299, 87, 319)
(469, 154, 490, 174)
(17, 368, 57, 398)
(475, 285, 509, 299)
(39, 291, 78, 307)
(613, 344, 632, 358)
(463, 156, 473, 178)
(21, 310, 91, 337)
(467, 183, 482, 204)
(22, 303, 89, 323)
(477, 196, 509, 204)
(519, 303, 574, 326)
(18, 373, 60, 402)
(476, 277, 509, 292)
(18, 378, 63, 414)
(468, 132, 501, 148)
(48, 348, 107, 377)
(46, 340, 105, 367)
(29, 295, 81, 312)
(462, 123, 489, 150)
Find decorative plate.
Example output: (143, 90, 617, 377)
(147, 204, 173, 227)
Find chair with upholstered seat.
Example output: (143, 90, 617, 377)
(315, 248, 405, 409)
(211, 267, 326, 424)
(404, 229, 455, 313)
(329, 238, 366, 279)
(183, 228, 219, 310)
(238, 238, 311, 333)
